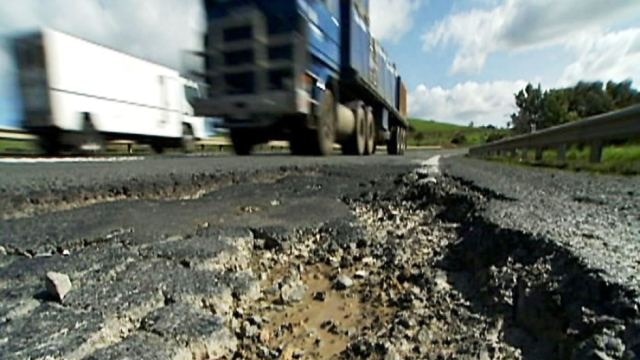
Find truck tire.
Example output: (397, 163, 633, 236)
(309, 90, 336, 156)
(39, 135, 62, 156)
(151, 141, 167, 154)
(364, 107, 375, 155)
(230, 130, 255, 156)
(78, 115, 105, 154)
(341, 105, 365, 155)
(181, 124, 196, 153)
(387, 126, 401, 155)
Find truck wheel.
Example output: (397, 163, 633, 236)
(151, 142, 166, 154)
(181, 124, 196, 153)
(309, 90, 336, 156)
(400, 127, 407, 155)
(387, 126, 400, 155)
(341, 105, 365, 155)
(79, 115, 104, 154)
(230, 130, 255, 156)
(39, 136, 62, 156)
(364, 108, 375, 155)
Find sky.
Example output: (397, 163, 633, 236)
(1, 0, 639, 128)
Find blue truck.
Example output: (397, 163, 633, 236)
(190, 0, 409, 155)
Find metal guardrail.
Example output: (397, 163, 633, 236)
(469, 104, 640, 163)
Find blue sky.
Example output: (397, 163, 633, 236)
(1, 0, 640, 128)
(370, 0, 640, 126)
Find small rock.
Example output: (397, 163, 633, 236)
(248, 315, 263, 327)
(61, 249, 71, 256)
(385, 347, 401, 360)
(280, 281, 306, 304)
(354, 270, 368, 279)
(45, 272, 72, 302)
(313, 291, 326, 302)
(270, 199, 281, 206)
(233, 308, 244, 318)
(334, 275, 354, 290)
(0, 245, 6, 255)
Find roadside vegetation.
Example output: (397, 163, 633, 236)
(485, 142, 640, 175)
(478, 80, 640, 175)
(407, 119, 509, 148)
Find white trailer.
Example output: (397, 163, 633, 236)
(14, 28, 207, 154)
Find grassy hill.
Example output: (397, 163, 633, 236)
(408, 118, 509, 147)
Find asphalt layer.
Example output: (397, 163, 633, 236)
(1, 152, 639, 359)
(440, 156, 640, 293)
(0, 151, 460, 219)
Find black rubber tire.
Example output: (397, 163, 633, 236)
(181, 124, 196, 153)
(78, 116, 105, 154)
(309, 90, 336, 156)
(39, 136, 62, 156)
(400, 128, 407, 155)
(387, 126, 399, 155)
(151, 142, 166, 154)
(230, 130, 255, 156)
(342, 105, 366, 155)
(364, 108, 375, 155)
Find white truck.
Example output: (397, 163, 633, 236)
(14, 28, 208, 154)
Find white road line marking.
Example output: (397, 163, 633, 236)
(0, 156, 145, 164)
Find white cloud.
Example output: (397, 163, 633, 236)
(409, 80, 528, 126)
(0, 0, 204, 70)
(370, 0, 422, 42)
(423, 0, 640, 74)
(560, 28, 640, 87)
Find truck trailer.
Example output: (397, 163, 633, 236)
(189, 0, 409, 156)
(14, 28, 208, 154)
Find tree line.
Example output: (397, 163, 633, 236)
(510, 80, 640, 134)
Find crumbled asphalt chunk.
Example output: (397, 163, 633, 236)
(44, 271, 72, 302)
(334, 274, 354, 290)
(140, 303, 237, 359)
(84, 332, 187, 360)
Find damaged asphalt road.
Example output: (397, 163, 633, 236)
(0, 152, 638, 359)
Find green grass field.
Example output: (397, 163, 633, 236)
(408, 118, 509, 147)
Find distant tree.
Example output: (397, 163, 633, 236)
(468, 121, 474, 128)
(511, 83, 544, 134)
(541, 89, 579, 128)
(606, 80, 639, 109)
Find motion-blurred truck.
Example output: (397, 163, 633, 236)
(189, 0, 409, 155)
(14, 28, 208, 154)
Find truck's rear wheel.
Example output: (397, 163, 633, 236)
(341, 105, 365, 155)
(181, 124, 196, 153)
(387, 126, 404, 155)
(78, 115, 105, 154)
(230, 130, 255, 156)
(39, 135, 62, 156)
(309, 90, 336, 156)
(364, 108, 375, 155)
